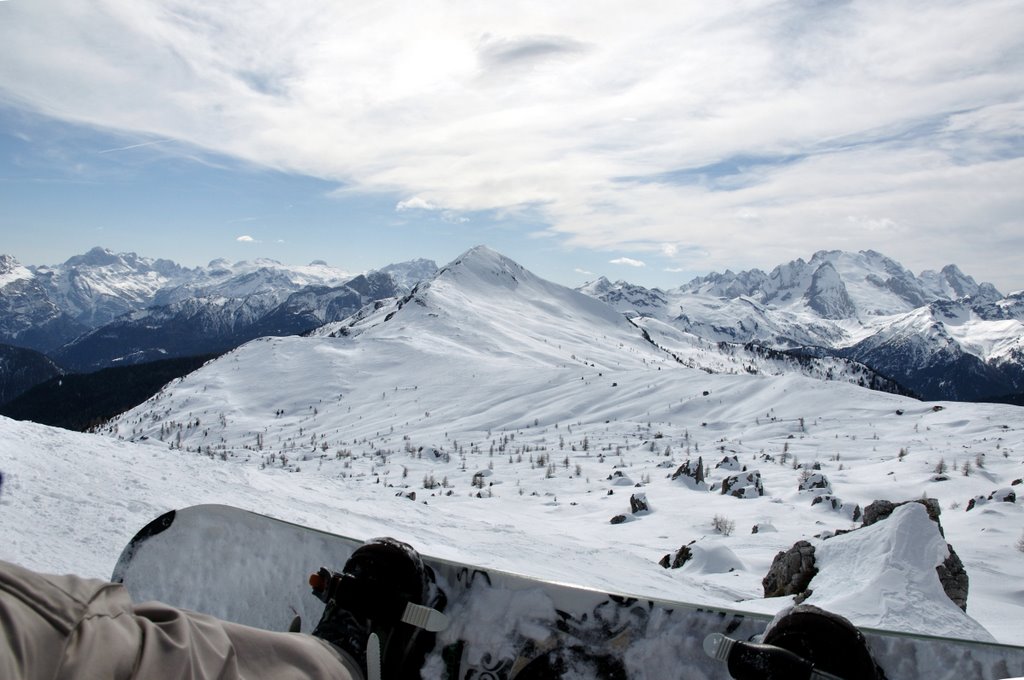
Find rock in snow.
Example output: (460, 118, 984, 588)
(805, 503, 992, 641)
(720, 470, 764, 498)
(670, 457, 706, 490)
(762, 540, 817, 599)
(661, 541, 742, 574)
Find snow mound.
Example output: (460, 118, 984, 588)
(806, 503, 994, 642)
(682, 543, 744, 575)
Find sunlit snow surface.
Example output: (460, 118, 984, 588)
(2, 247, 1023, 648)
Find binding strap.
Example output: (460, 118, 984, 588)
(366, 633, 382, 680)
(703, 633, 847, 680)
(310, 570, 449, 632)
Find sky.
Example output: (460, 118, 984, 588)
(1, 0, 1022, 292)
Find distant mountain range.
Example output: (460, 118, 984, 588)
(0, 247, 436, 373)
(0, 246, 1021, 426)
(580, 250, 1023, 402)
(0, 248, 436, 418)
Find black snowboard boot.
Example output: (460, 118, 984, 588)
(760, 605, 886, 680)
(311, 537, 447, 680)
(704, 605, 886, 679)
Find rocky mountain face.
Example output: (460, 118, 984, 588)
(581, 250, 1022, 402)
(0, 254, 88, 353)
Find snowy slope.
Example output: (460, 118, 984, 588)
(635, 316, 905, 393)
(2, 246, 1023, 647)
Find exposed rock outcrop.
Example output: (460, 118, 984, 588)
(762, 540, 817, 600)
(714, 455, 743, 471)
(659, 543, 693, 569)
(811, 495, 862, 522)
(671, 457, 706, 490)
(720, 470, 763, 498)
(799, 472, 832, 494)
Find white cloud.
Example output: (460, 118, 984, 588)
(610, 257, 645, 268)
(574, 267, 595, 276)
(664, 267, 686, 273)
(661, 244, 678, 257)
(1, 1, 1021, 289)
(396, 197, 439, 212)
(236, 235, 255, 243)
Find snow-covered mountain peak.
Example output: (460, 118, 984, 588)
(681, 268, 770, 299)
(919, 264, 1002, 304)
(323, 246, 657, 372)
(577, 276, 614, 296)
(667, 249, 1004, 320)
(437, 245, 529, 286)
(62, 246, 124, 268)
(423, 245, 551, 302)
(0, 254, 21, 274)
(152, 257, 358, 309)
(200, 258, 353, 286)
(578, 277, 668, 317)
(0, 255, 33, 288)
(805, 260, 857, 320)
(54, 247, 182, 280)
(24, 247, 197, 327)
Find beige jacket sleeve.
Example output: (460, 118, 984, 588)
(0, 558, 361, 680)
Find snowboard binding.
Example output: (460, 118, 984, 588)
(310, 537, 448, 680)
(704, 605, 886, 680)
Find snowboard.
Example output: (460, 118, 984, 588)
(112, 504, 1024, 680)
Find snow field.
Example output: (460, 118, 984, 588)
(2, 247, 1022, 648)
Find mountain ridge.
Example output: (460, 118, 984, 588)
(580, 249, 1022, 401)
(0, 248, 437, 370)
(2, 245, 1021, 403)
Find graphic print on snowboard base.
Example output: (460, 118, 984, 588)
(113, 504, 1024, 680)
